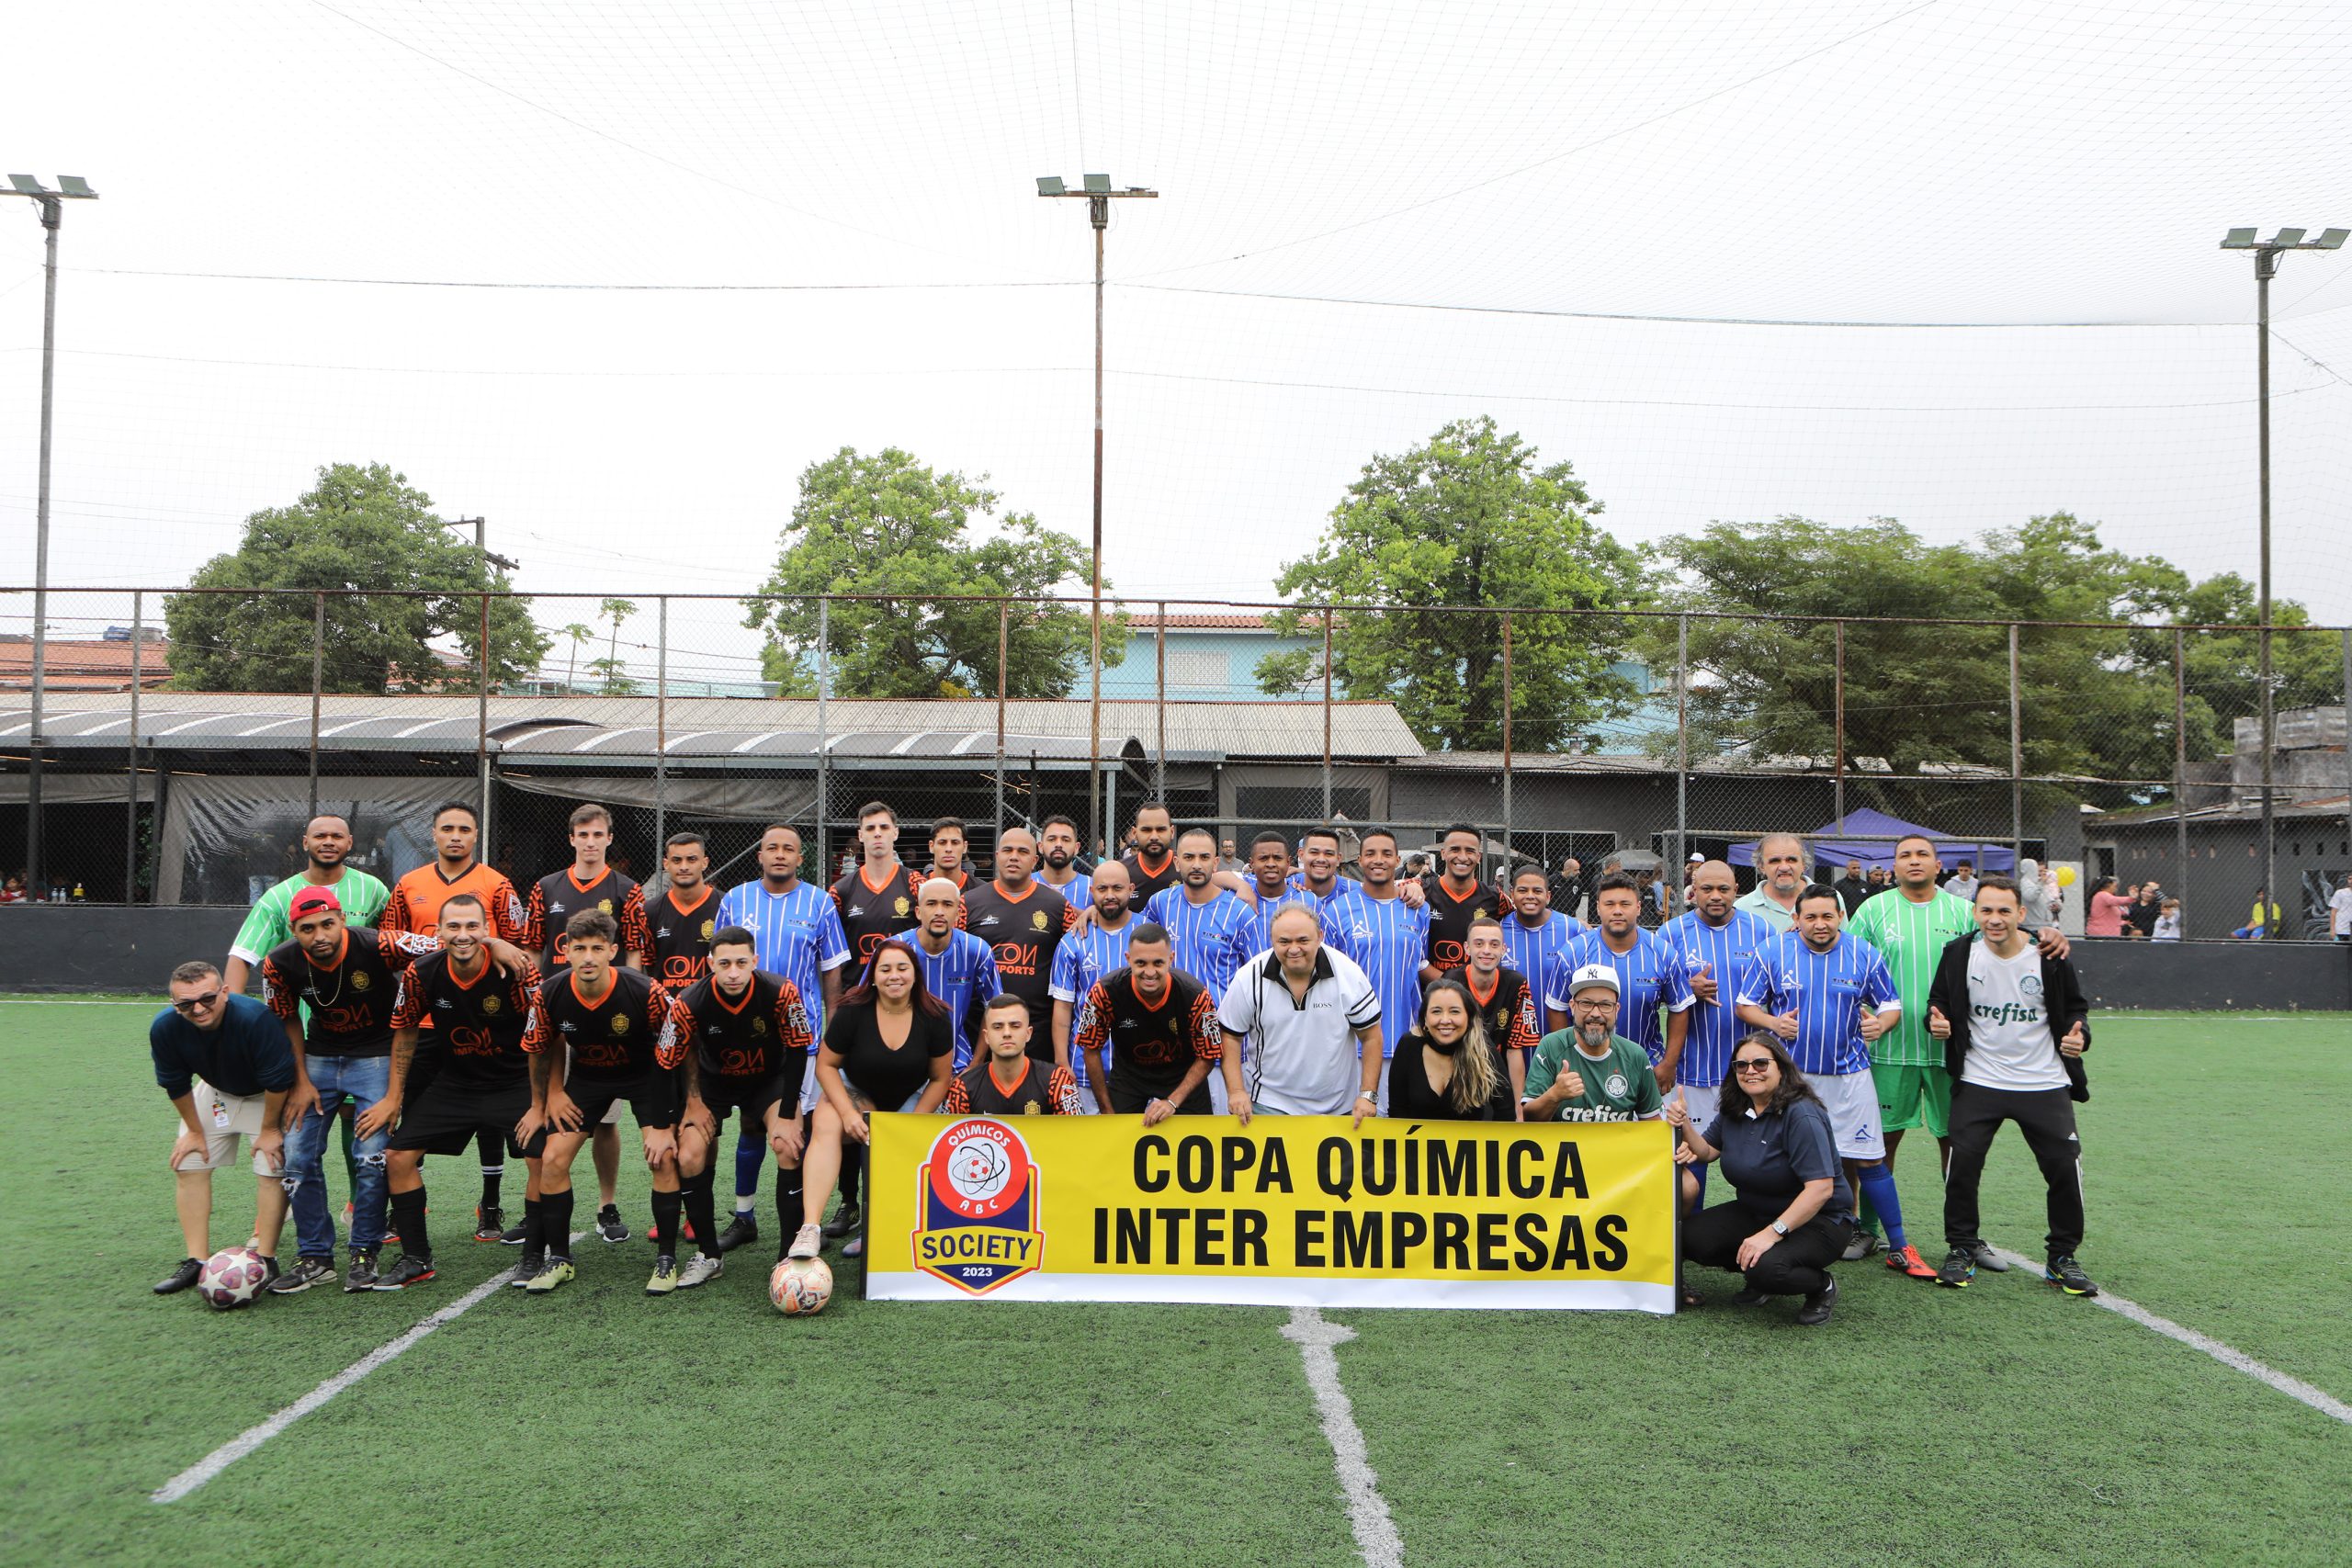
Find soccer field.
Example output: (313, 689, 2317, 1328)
(4, 1003, 2346, 1568)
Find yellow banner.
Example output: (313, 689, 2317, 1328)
(864, 1113, 1679, 1313)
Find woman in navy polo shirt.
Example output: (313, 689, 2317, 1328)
(1665, 1032, 1856, 1325)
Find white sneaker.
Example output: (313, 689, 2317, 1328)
(788, 1223, 823, 1260)
(676, 1253, 724, 1289)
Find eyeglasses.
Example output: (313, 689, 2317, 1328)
(1732, 1058, 1774, 1075)
(171, 989, 223, 1014)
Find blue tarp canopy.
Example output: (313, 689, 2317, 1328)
(1724, 807, 2018, 874)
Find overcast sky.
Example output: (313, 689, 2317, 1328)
(7, 0, 2352, 685)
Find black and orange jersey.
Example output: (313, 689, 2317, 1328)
(670, 971, 812, 1112)
(261, 927, 435, 1057)
(958, 879, 1073, 1055)
(830, 863, 924, 968)
(523, 866, 650, 970)
(1070, 967, 1220, 1100)
(520, 965, 677, 1085)
(1421, 875, 1499, 973)
(645, 884, 720, 991)
(1446, 964, 1543, 1059)
(390, 950, 537, 1089)
(384, 861, 526, 943)
(1121, 850, 1180, 903)
(944, 1056, 1082, 1116)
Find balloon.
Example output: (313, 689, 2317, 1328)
(2054, 866, 2077, 887)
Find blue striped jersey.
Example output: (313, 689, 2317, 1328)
(1318, 889, 1430, 1058)
(1248, 886, 1323, 955)
(1561, 927, 1678, 1064)
(1288, 871, 1362, 903)
(1736, 930, 1900, 1077)
(1035, 871, 1092, 912)
(713, 880, 851, 1028)
(1143, 886, 1261, 999)
(1658, 908, 1776, 1088)
(888, 927, 1003, 1071)
(1498, 910, 1582, 1023)
(1046, 916, 1136, 1089)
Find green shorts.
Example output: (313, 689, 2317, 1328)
(1871, 1061, 1951, 1138)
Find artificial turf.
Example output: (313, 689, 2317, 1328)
(2, 1002, 2344, 1566)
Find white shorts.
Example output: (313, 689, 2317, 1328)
(174, 1079, 281, 1176)
(1676, 1080, 1721, 1140)
(1803, 1068, 1885, 1161)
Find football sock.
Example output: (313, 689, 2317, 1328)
(521, 1196, 545, 1257)
(776, 1168, 805, 1235)
(390, 1187, 432, 1260)
(681, 1168, 721, 1259)
(840, 1144, 863, 1207)
(1687, 1161, 1708, 1208)
(477, 1130, 504, 1208)
(542, 1190, 575, 1260)
(1853, 1161, 1906, 1250)
(650, 1190, 684, 1260)
(1856, 1190, 1880, 1235)
(734, 1126, 763, 1212)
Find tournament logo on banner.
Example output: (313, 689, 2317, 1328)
(910, 1118, 1046, 1295)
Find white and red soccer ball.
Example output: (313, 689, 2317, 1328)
(198, 1247, 269, 1310)
(768, 1258, 833, 1316)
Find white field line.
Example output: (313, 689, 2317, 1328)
(1281, 1306, 1404, 1568)
(152, 1232, 585, 1503)
(1991, 1248, 2351, 1427)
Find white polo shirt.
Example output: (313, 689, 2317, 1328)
(1217, 945, 1382, 1116)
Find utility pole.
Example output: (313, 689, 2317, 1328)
(1038, 174, 1157, 854)
(2222, 224, 2346, 932)
(4, 175, 98, 899)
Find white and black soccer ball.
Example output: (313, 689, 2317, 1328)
(768, 1257, 833, 1317)
(198, 1246, 270, 1310)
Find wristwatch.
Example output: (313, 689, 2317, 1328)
(1770, 1220, 1790, 1236)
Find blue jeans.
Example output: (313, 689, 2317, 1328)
(287, 1054, 391, 1258)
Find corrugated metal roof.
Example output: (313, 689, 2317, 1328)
(4, 694, 1420, 761)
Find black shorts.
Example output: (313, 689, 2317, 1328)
(389, 1078, 532, 1156)
(1107, 1075, 1212, 1117)
(525, 1076, 676, 1156)
(695, 1079, 787, 1129)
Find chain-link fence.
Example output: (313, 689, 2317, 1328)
(6, 586, 2348, 942)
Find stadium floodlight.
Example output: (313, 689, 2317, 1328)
(2221, 220, 2350, 924)
(2, 174, 100, 900)
(1037, 172, 1160, 851)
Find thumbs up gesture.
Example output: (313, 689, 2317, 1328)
(1770, 1009, 1800, 1042)
(1928, 1004, 1951, 1040)
(2060, 1019, 2086, 1057)
(1689, 961, 1719, 1004)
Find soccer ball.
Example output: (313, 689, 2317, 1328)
(198, 1247, 270, 1310)
(768, 1257, 833, 1316)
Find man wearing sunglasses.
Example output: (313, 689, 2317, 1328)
(151, 960, 298, 1296)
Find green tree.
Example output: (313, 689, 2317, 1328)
(596, 599, 639, 694)
(1256, 416, 1646, 750)
(557, 623, 594, 693)
(742, 446, 1126, 699)
(165, 462, 546, 694)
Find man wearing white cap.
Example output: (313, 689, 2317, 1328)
(1521, 964, 1665, 1123)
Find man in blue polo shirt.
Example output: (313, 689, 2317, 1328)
(151, 959, 297, 1296)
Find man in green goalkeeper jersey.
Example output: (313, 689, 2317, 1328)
(1846, 834, 2067, 1267)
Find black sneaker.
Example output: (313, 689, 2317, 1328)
(474, 1205, 505, 1243)
(822, 1201, 861, 1239)
(498, 1218, 529, 1246)
(1937, 1247, 1976, 1289)
(267, 1256, 337, 1295)
(715, 1213, 759, 1255)
(1730, 1285, 1770, 1307)
(373, 1254, 438, 1291)
(2045, 1255, 2099, 1297)
(596, 1204, 629, 1245)
(1796, 1275, 1838, 1325)
(153, 1258, 203, 1295)
(1968, 1240, 2012, 1273)
(344, 1250, 380, 1292)
(508, 1252, 546, 1289)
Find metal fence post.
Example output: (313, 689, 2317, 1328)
(2174, 627, 2191, 935)
(2008, 623, 2024, 872)
(1675, 614, 1690, 873)
(478, 590, 493, 846)
(1155, 599, 1168, 799)
(815, 595, 830, 874)
(2342, 628, 2352, 898)
(1320, 608, 1334, 824)
(1500, 612, 1514, 872)
(125, 589, 142, 904)
(1832, 620, 1846, 829)
(308, 591, 325, 818)
(654, 595, 669, 849)
(996, 601, 1009, 832)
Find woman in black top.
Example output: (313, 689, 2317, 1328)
(1665, 1032, 1855, 1324)
(788, 941, 954, 1263)
(1385, 979, 1505, 1121)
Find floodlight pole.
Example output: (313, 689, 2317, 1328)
(1039, 175, 1157, 854)
(2222, 224, 2347, 934)
(5, 175, 98, 900)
